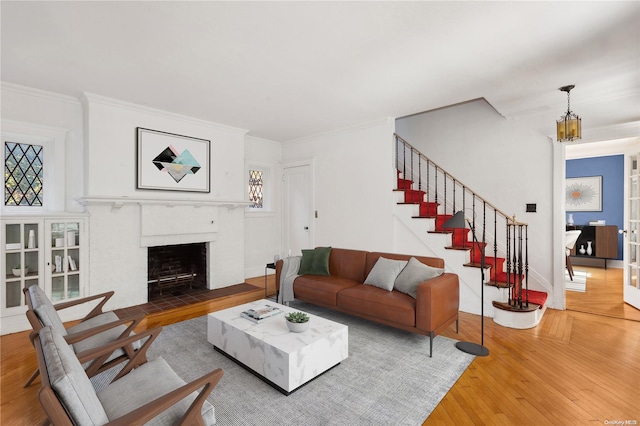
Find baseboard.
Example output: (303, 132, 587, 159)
(570, 257, 622, 269)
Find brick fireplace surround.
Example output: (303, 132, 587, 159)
(79, 197, 248, 314)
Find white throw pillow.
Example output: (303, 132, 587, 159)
(394, 257, 444, 298)
(364, 257, 408, 291)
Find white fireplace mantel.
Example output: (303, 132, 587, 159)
(76, 196, 251, 211)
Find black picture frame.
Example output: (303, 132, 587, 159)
(136, 127, 210, 193)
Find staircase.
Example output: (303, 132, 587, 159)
(394, 134, 547, 328)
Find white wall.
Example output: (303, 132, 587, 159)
(1, 83, 84, 213)
(395, 99, 555, 300)
(282, 118, 397, 252)
(83, 94, 246, 200)
(82, 94, 248, 308)
(1, 83, 253, 328)
(244, 136, 282, 278)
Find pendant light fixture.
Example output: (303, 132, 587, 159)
(556, 85, 581, 142)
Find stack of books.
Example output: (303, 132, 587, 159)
(241, 305, 283, 323)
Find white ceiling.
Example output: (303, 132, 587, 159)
(2, 1, 639, 143)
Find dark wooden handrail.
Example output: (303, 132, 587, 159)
(395, 134, 527, 226)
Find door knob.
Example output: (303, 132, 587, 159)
(304, 226, 309, 230)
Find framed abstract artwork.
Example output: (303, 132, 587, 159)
(137, 128, 210, 192)
(565, 176, 602, 212)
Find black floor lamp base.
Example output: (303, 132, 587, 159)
(456, 341, 489, 357)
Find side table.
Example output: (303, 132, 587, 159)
(265, 262, 276, 299)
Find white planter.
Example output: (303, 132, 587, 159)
(286, 320, 310, 333)
(12, 267, 28, 277)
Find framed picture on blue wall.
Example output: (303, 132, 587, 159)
(566, 176, 602, 211)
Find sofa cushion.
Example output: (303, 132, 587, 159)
(394, 257, 445, 298)
(294, 275, 360, 306)
(364, 257, 407, 291)
(299, 247, 331, 276)
(327, 248, 368, 282)
(337, 285, 416, 327)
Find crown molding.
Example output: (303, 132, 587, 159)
(1, 82, 81, 106)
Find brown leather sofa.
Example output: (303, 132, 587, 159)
(275, 248, 459, 357)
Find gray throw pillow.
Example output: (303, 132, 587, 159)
(394, 257, 444, 298)
(364, 257, 408, 291)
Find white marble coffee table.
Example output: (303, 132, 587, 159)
(207, 299, 348, 395)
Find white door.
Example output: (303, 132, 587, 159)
(283, 163, 312, 257)
(624, 152, 640, 310)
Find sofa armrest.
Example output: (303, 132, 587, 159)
(415, 273, 459, 334)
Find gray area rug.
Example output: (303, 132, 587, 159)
(146, 301, 474, 426)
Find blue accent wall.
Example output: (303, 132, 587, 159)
(566, 154, 623, 260)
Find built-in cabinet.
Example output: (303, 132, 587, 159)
(48, 220, 82, 302)
(2, 220, 41, 313)
(1, 215, 86, 325)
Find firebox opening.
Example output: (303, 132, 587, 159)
(147, 243, 207, 301)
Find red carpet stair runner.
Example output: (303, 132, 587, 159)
(396, 171, 548, 315)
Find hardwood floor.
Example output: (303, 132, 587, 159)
(2, 271, 639, 425)
(429, 266, 640, 425)
(565, 266, 640, 321)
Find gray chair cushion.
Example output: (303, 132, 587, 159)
(70, 311, 138, 371)
(30, 285, 67, 336)
(69, 311, 136, 356)
(39, 326, 109, 425)
(394, 256, 445, 298)
(97, 357, 216, 425)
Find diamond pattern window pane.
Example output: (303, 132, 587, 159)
(249, 169, 263, 208)
(4, 142, 43, 206)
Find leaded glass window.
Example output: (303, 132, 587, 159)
(249, 169, 264, 208)
(4, 142, 43, 206)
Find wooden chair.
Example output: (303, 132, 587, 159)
(566, 230, 582, 281)
(32, 325, 224, 425)
(23, 285, 144, 387)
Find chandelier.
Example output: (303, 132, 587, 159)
(556, 85, 581, 142)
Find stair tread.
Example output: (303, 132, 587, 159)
(525, 289, 548, 306)
(492, 300, 541, 313)
(444, 246, 473, 251)
(486, 282, 511, 289)
(395, 166, 540, 321)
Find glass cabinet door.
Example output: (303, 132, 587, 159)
(48, 221, 81, 302)
(3, 221, 40, 310)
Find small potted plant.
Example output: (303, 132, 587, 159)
(12, 264, 28, 277)
(285, 311, 310, 333)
